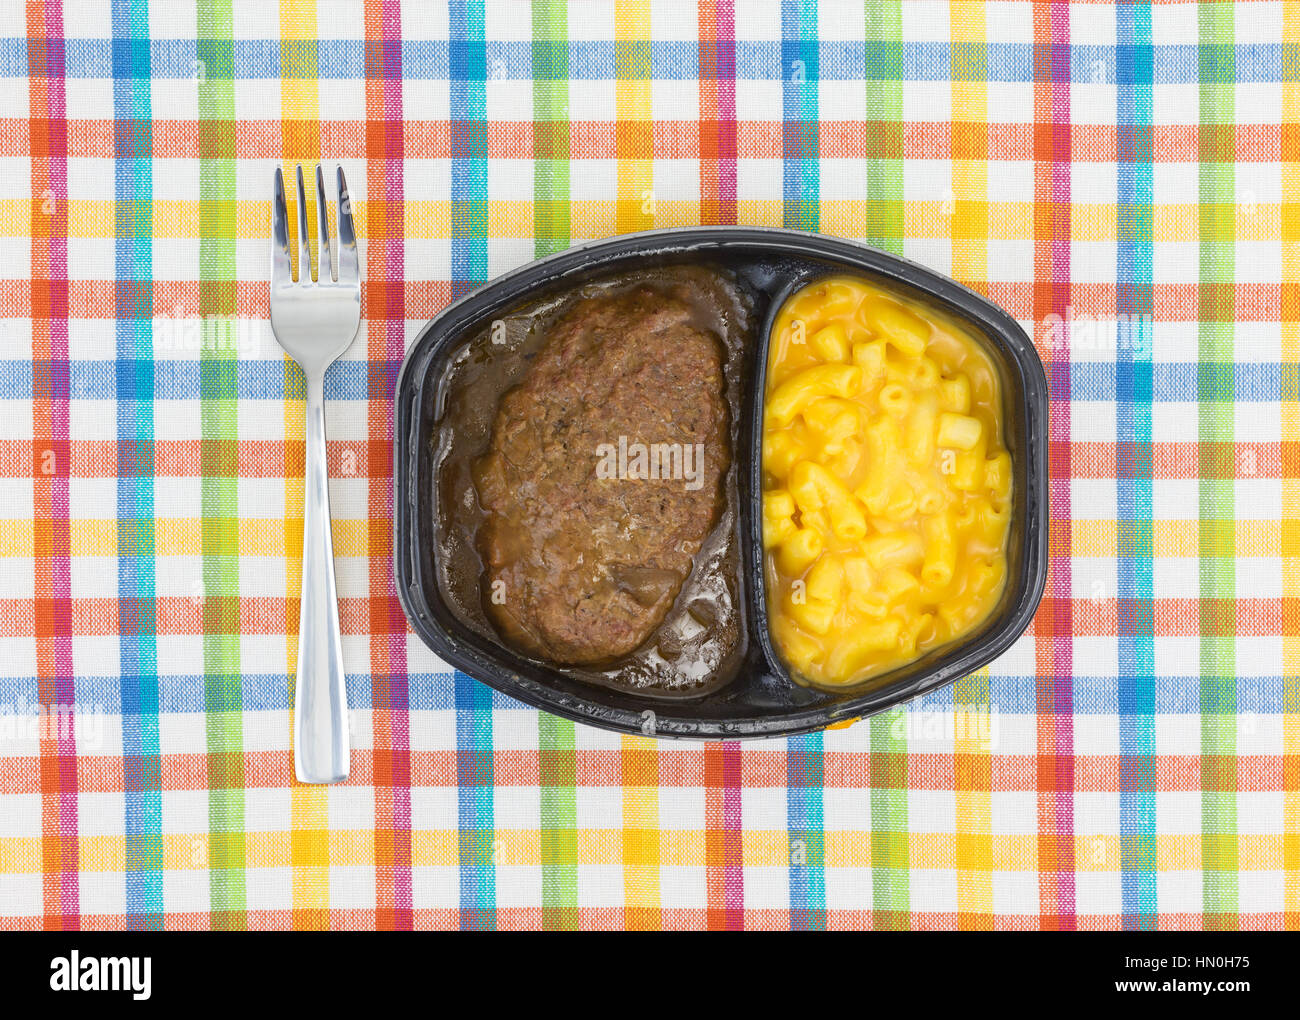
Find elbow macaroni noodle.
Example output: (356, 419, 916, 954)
(762, 275, 1012, 687)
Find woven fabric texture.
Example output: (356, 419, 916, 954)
(0, 0, 1296, 929)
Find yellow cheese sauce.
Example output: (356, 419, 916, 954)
(762, 275, 1012, 687)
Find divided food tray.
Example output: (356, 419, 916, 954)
(393, 226, 1048, 738)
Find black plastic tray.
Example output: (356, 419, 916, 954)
(393, 227, 1048, 738)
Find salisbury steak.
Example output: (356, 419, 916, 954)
(472, 286, 729, 665)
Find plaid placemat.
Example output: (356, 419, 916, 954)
(0, 0, 1296, 930)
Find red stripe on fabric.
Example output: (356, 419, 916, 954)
(0, 119, 1287, 163)
(0, 279, 1289, 325)
(3, 748, 1293, 796)
(0, 909, 1289, 933)
(365, 0, 412, 931)
(1032, 0, 1076, 929)
(697, 0, 737, 226)
(697, 0, 743, 933)
(27, 0, 78, 931)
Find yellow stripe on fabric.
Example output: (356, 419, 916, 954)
(610, 0, 660, 932)
(949, 0, 988, 291)
(278, 0, 330, 930)
(947, 7, 995, 925)
(615, 0, 654, 234)
(1071, 520, 1279, 559)
(0, 519, 372, 559)
(953, 669, 995, 927)
(1283, 0, 1300, 928)
(620, 736, 661, 928)
(5, 517, 1285, 563)
(4, 831, 1293, 875)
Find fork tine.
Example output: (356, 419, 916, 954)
(336, 166, 359, 284)
(295, 164, 313, 283)
(315, 165, 334, 282)
(272, 167, 292, 286)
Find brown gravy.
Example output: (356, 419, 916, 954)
(431, 264, 753, 697)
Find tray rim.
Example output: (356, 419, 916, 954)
(392, 225, 1050, 739)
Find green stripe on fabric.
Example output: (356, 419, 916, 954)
(538, 712, 578, 929)
(197, 0, 245, 928)
(531, 0, 578, 931)
(869, 708, 909, 928)
(532, 0, 570, 258)
(864, 0, 909, 930)
(1197, 0, 1238, 929)
(863, 0, 903, 253)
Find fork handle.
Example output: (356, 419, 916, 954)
(293, 371, 350, 783)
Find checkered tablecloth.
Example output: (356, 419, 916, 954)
(0, 0, 1296, 931)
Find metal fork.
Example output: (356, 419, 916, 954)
(271, 165, 360, 784)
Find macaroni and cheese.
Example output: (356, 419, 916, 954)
(762, 275, 1012, 687)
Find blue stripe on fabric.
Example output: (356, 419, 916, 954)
(449, 1, 488, 297)
(0, 359, 399, 400)
(0, 672, 1287, 717)
(787, 733, 826, 930)
(1115, 0, 1157, 930)
(781, 0, 824, 931)
(0, 39, 1284, 83)
(448, 0, 494, 931)
(454, 668, 495, 929)
(112, 0, 162, 931)
(0, 360, 1284, 404)
(780, 0, 819, 232)
(1066, 362, 1277, 403)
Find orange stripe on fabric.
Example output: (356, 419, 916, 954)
(1283, 0, 1300, 930)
